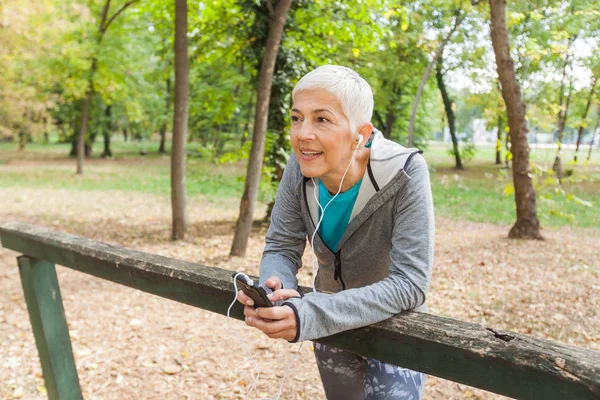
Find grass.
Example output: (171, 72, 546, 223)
(0, 140, 248, 200)
(425, 143, 600, 229)
(1, 139, 599, 229)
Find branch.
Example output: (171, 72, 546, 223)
(102, 0, 137, 34)
(98, 0, 112, 36)
(266, 0, 275, 18)
(406, 9, 466, 146)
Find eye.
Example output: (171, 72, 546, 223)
(291, 115, 301, 122)
(317, 117, 330, 123)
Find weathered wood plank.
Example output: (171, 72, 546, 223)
(17, 256, 83, 400)
(2, 222, 599, 399)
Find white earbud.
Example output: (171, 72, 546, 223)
(357, 134, 364, 146)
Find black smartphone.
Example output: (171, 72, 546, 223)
(233, 273, 274, 308)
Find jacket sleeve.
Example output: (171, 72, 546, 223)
(284, 154, 434, 342)
(259, 155, 307, 290)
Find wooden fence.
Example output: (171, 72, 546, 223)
(1, 222, 599, 399)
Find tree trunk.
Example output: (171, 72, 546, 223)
(553, 81, 573, 178)
(496, 115, 504, 165)
(552, 38, 575, 178)
(489, 0, 542, 240)
(76, 89, 92, 174)
(574, 75, 597, 163)
(123, 128, 128, 142)
(171, 0, 189, 241)
(407, 10, 465, 147)
(383, 109, 394, 139)
(505, 123, 511, 169)
(241, 92, 254, 147)
(159, 77, 171, 154)
(588, 109, 600, 163)
(373, 110, 386, 134)
(213, 124, 224, 157)
(102, 131, 112, 158)
(101, 105, 112, 158)
(18, 130, 27, 150)
(230, 0, 291, 257)
(436, 56, 463, 170)
(495, 80, 504, 165)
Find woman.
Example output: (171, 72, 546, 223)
(238, 65, 434, 399)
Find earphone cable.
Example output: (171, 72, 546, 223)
(227, 273, 261, 399)
(310, 143, 361, 292)
(227, 274, 305, 400)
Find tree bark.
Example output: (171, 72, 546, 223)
(373, 110, 387, 134)
(241, 90, 254, 147)
(18, 131, 27, 150)
(436, 56, 463, 169)
(588, 109, 600, 163)
(489, 0, 542, 240)
(159, 77, 171, 154)
(383, 82, 399, 139)
(384, 109, 395, 139)
(552, 37, 575, 178)
(574, 75, 597, 163)
(230, 0, 292, 257)
(76, 89, 92, 174)
(101, 105, 112, 158)
(171, 0, 189, 240)
(553, 80, 574, 178)
(496, 114, 504, 165)
(495, 80, 504, 165)
(505, 123, 511, 169)
(407, 10, 465, 147)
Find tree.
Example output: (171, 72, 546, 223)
(100, 105, 113, 157)
(574, 75, 598, 162)
(588, 107, 600, 162)
(171, 0, 189, 240)
(230, 0, 292, 257)
(489, 0, 542, 239)
(159, 77, 171, 154)
(407, 2, 470, 147)
(552, 34, 576, 178)
(435, 55, 463, 169)
(76, 0, 137, 174)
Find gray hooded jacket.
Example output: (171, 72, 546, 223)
(259, 130, 435, 342)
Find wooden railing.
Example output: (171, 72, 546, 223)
(1, 222, 599, 400)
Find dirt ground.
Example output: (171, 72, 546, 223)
(1, 187, 599, 399)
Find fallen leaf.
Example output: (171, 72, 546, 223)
(162, 364, 182, 375)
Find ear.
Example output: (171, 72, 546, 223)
(357, 123, 373, 147)
(358, 123, 373, 137)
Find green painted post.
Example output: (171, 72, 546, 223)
(17, 256, 83, 400)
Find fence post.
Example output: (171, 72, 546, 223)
(17, 255, 83, 400)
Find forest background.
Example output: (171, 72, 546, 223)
(1, 0, 599, 399)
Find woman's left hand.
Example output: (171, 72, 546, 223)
(244, 289, 300, 341)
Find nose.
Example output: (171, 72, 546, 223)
(295, 120, 316, 141)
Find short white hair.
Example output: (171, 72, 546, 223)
(292, 65, 373, 135)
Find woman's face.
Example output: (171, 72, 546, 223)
(290, 88, 357, 184)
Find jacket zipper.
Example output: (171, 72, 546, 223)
(334, 251, 346, 290)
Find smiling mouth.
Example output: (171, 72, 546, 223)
(301, 150, 323, 156)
